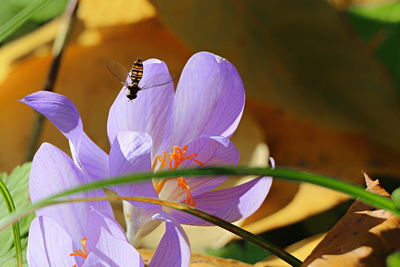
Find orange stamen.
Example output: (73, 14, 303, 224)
(70, 237, 89, 264)
(152, 145, 204, 206)
(178, 177, 196, 206)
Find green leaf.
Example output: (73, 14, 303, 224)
(3, 163, 34, 237)
(10, 0, 67, 22)
(207, 241, 272, 264)
(387, 251, 400, 267)
(0, 0, 53, 43)
(392, 187, 400, 210)
(351, 2, 400, 23)
(0, 163, 32, 266)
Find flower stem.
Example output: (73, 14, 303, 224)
(0, 179, 22, 267)
(24, 0, 79, 162)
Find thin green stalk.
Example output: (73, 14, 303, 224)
(0, 179, 22, 267)
(0, 0, 52, 43)
(37, 195, 302, 266)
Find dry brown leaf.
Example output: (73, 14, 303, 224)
(139, 249, 252, 267)
(301, 174, 400, 266)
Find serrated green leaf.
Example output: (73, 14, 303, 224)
(0, 163, 32, 266)
(2, 163, 33, 236)
(0, 228, 13, 257)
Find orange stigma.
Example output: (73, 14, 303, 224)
(70, 237, 88, 265)
(152, 145, 203, 206)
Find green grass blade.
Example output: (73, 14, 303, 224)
(1, 166, 397, 234)
(45, 166, 398, 216)
(0, 179, 22, 267)
(0, 0, 52, 43)
(0, 166, 398, 266)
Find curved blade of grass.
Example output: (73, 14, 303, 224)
(0, 166, 398, 233)
(47, 166, 399, 216)
(0, 166, 398, 234)
(0, 179, 22, 267)
(0, 0, 52, 43)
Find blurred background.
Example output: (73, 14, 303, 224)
(0, 0, 400, 265)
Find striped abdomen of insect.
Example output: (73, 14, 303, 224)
(129, 58, 143, 87)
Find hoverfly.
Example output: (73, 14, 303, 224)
(107, 58, 173, 100)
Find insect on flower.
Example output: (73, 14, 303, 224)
(107, 58, 173, 100)
(22, 52, 272, 263)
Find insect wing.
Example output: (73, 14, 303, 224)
(106, 60, 130, 86)
(140, 73, 174, 90)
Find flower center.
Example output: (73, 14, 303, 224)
(70, 237, 88, 266)
(152, 145, 203, 206)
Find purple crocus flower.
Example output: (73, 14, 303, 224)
(21, 51, 272, 262)
(27, 143, 189, 266)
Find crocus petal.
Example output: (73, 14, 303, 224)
(21, 91, 109, 179)
(123, 201, 162, 247)
(107, 59, 174, 155)
(27, 216, 78, 267)
(109, 131, 160, 209)
(170, 177, 272, 226)
(171, 51, 245, 146)
(83, 228, 144, 267)
(158, 136, 239, 203)
(84, 207, 128, 251)
(108, 131, 161, 245)
(149, 213, 190, 267)
(30, 143, 113, 242)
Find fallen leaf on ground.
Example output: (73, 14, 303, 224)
(302, 173, 400, 266)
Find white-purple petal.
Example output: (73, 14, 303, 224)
(83, 228, 144, 267)
(27, 216, 78, 267)
(84, 207, 128, 250)
(123, 201, 161, 246)
(107, 59, 174, 155)
(170, 177, 272, 226)
(171, 51, 245, 146)
(109, 131, 160, 210)
(21, 91, 109, 179)
(149, 213, 190, 267)
(30, 143, 113, 241)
